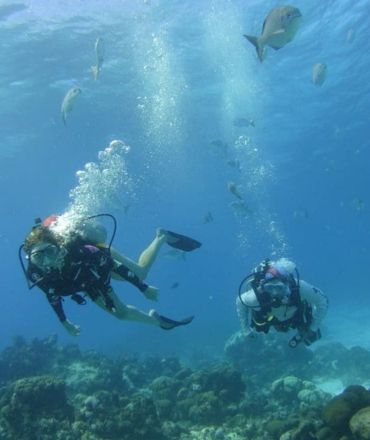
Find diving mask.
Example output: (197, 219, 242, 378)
(262, 279, 291, 303)
(30, 243, 65, 270)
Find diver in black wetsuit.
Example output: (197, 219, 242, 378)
(21, 215, 200, 336)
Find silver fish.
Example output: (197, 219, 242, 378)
(61, 87, 81, 125)
(312, 63, 327, 87)
(244, 5, 302, 62)
(91, 37, 105, 80)
(233, 118, 255, 128)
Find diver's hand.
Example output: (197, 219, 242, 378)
(143, 285, 159, 302)
(62, 319, 81, 336)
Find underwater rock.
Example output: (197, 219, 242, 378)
(279, 420, 317, 439)
(0, 335, 60, 383)
(298, 387, 328, 408)
(174, 364, 245, 425)
(350, 406, 370, 440)
(322, 385, 370, 434)
(225, 331, 313, 383)
(119, 355, 183, 390)
(272, 376, 302, 397)
(57, 352, 122, 395)
(149, 376, 183, 419)
(74, 389, 166, 439)
(150, 375, 182, 401)
(63, 360, 110, 394)
(0, 375, 73, 439)
(314, 343, 370, 385)
(265, 418, 294, 438)
(189, 364, 245, 404)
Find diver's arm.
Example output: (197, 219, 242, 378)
(45, 291, 81, 336)
(300, 280, 328, 330)
(46, 290, 67, 322)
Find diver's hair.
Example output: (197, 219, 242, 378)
(23, 226, 63, 253)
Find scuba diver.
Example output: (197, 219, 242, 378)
(236, 258, 328, 348)
(19, 214, 201, 336)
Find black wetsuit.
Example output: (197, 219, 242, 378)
(27, 237, 149, 323)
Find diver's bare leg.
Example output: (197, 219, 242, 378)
(111, 229, 166, 280)
(93, 288, 160, 326)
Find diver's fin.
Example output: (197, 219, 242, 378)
(158, 314, 194, 330)
(163, 230, 202, 252)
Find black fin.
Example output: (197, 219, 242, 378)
(164, 230, 201, 252)
(159, 315, 194, 330)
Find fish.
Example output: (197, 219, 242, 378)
(203, 211, 214, 224)
(312, 63, 327, 86)
(233, 118, 255, 128)
(170, 282, 180, 289)
(91, 37, 105, 80)
(244, 6, 302, 62)
(227, 181, 243, 200)
(61, 87, 81, 125)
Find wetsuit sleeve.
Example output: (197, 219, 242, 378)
(113, 261, 149, 293)
(27, 265, 67, 323)
(46, 290, 67, 322)
(299, 280, 328, 331)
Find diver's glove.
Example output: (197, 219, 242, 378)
(62, 319, 81, 336)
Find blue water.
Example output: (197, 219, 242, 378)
(1, 0, 370, 357)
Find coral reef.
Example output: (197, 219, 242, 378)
(0, 334, 370, 439)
